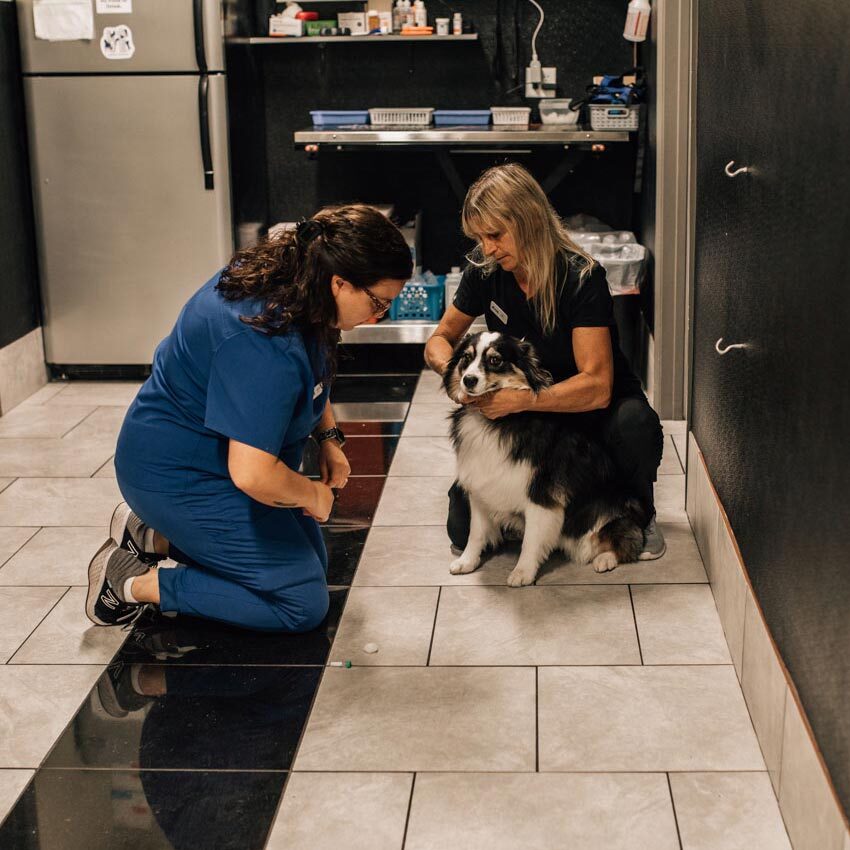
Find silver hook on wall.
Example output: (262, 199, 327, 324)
(724, 160, 750, 178)
(715, 338, 750, 355)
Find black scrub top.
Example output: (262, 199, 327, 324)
(452, 253, 643, 400)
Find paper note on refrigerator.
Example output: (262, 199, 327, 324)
(33, 0, 94, 41)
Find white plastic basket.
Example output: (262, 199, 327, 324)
(490, 106, 531, 126)
(369, 107, 434, 126)
(589, 103, 640, 131)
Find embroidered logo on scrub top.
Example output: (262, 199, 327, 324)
(313, 382, 324, 400)
(490, 301, 508, 324)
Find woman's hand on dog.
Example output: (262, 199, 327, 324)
(464, 389, 532, 419)
(319, 440, 350, 488)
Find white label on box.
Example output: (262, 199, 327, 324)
(338, 12, 366, 34)
(100, 23, 134, 58)
(96, 0, 131, 13)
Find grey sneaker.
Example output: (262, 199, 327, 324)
(86, 539, 152, 626)
(639, 517, 667, 561)
(110, 502, 160, 565)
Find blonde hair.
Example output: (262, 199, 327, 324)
(461, 163, 595, 336)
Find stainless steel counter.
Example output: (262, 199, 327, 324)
(341, 319, 486, 344)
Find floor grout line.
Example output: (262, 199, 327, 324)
(400, 772, 417, 849)
(628, 585, 644, 665)
(425, 587, 442, 666)
(5, 585, 73, 665)
(666, 773, 685, 850)
(535, 666, 539, 772)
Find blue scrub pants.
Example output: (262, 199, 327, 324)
(118, 480, 329, 633)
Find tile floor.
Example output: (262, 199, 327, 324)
(0, 372, 792, 848)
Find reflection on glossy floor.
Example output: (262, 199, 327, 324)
(0, 373, 792, 849)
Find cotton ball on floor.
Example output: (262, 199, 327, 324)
(363, 643, 379, 654)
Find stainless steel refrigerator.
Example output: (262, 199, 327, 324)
(17, 0, 232, 365)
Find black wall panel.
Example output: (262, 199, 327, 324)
(0, 3, 40, 349)
(228, 0, 639, 273)
(692, 0, 850, 816)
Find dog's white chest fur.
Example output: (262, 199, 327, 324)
(455, 412, 532, 517)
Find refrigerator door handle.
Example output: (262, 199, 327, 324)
(193, 0, 208, 72)
(198, 75, 214, 190)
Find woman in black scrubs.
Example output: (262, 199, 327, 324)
(425, 163, 665, 560)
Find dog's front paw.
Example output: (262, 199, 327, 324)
(592, 551, 619, 573)
(449, 556, 479, 575)
(506, 565, 537, 587)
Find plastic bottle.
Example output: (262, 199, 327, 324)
(413, 0, 427, 28)
(401, 0, 414, 28)
(452, 12, 462, 35)
(392, 0, 404, 33)
(444, 266, 462, 308)
(623, 0, 651, 42)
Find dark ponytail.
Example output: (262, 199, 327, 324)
(216, 204, 412, 378)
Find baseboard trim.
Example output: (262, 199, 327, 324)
(686, 432, 849, 850)
(0, 328, 48, 415)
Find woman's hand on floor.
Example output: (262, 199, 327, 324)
(319, 440, 351, 488)
(304, 480, 335, 522)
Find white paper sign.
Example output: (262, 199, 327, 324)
(100, 24, 135, 59)
(96, 0, 132, 12)
(33, 0, 94, 42)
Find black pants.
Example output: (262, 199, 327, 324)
(446, 394, 664, 550)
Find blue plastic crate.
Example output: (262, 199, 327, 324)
(310, 110, 369, 126)
(433, 109, 491, 126)
(389, 279, 445, 321)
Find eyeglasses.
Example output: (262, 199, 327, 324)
(363, 286, 393, 317)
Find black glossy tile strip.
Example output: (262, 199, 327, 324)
(0, 375, 421, 847)
(0, 769, 287, 850)
(300, 435, 399, 477)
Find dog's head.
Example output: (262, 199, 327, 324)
(442, 331, 553, 402)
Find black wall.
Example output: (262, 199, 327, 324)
(692, 0, 850, 816)
(228, 0, 641, 273)
(0, 1, 40, 349)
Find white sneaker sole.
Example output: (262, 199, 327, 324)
(109, 501, 132, 546)
(638, 541, 667, 561)
(86, 538, 117, 626)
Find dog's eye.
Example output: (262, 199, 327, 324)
(487, 355, 502, 368)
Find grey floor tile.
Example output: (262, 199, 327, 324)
(0, 769, 34, 823)
(402, 403, 455, 437)
(779, 693, 847, 850)
(19, 383, 68, 406)
(267, 773, 413, 850)
(411, 374, 454, 406)
(632, 584, 731, 664)
(330, 587, 439, 665)
(0, 527, 107, 586)
(405, 772, 679, 850)
(673, 433, 687, 468)
(661, 419, 687, 436)
(295, 666, 535, 771)
(429, 585, 640, 666)
(655, 475, 687, 522)
(61, 406, 126, 442)
(538, 523, 707, 584)
(0, 438, 115, 478)
(0, 478, 121, 526)
(10, 588, 127, 664)
(388, 437, 455, 477)
(0, 665, 103, 767)
(0, 405, 95, 439)
(670, 772, 791, 850)
(538, 665, 764, 771)
(0, 480, 13, 494)
(0, 587, 67, 663)
(44, 382, 140, 407)
(0, 527, 38, 567)
(659, 435, 684, 474)
(93, 457, 116, 478)
(354, 526, 459, 586)
(372, 476, 453, 526)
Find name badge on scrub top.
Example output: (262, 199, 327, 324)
(490, 301, 508, 324)
(313, 382, 324, 400)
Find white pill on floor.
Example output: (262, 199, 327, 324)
(363, 643, 379, 654)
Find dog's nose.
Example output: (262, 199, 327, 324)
(462, 374, 478, 390)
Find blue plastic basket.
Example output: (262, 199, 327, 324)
(310, 110, 369, 126)
(432, 109, 491, 126)
(389, 279, 445, 321)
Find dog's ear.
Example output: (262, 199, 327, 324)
(517, 340, 553, 392)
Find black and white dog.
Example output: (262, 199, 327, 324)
(443, 332, 646, 586)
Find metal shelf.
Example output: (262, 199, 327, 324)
(228, 34, 479, 45)
(341, 318, 486, 344)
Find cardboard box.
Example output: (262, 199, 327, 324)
(305, 19, 336, 35)
(337, 11, 367, 34)
(269, 15, 303, 37)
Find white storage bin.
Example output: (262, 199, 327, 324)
(369, 107, 434, 126)
(540, 99, 580, 125)
(490, 106, 531, 126)
(570, 230, 637, 246)
(590, 242, 646, 294)
(589, 103, 640, 131)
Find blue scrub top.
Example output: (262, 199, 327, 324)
(115, 272, 331, 519)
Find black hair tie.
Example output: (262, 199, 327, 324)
(296, 218, 324, 245)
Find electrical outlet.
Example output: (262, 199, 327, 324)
(525, 66, 557, 98)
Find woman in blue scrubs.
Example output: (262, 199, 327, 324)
(86, 205, 412, 632)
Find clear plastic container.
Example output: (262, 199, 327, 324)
(539, 98, 580, 125)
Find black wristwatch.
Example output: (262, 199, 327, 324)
(313, 426, 346, 447)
